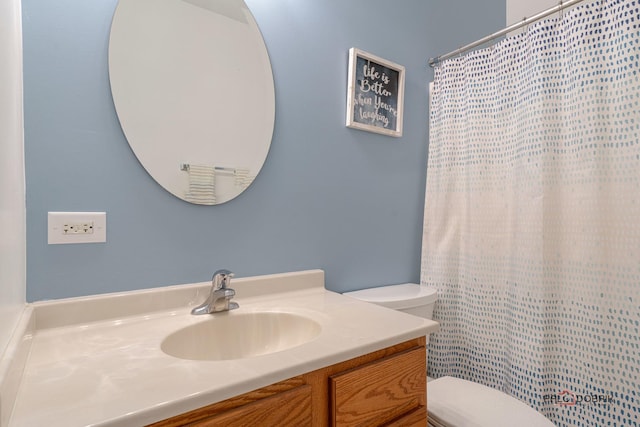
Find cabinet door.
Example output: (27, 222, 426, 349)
(330, 346, 426, 427)
(192, 385, 312, 427)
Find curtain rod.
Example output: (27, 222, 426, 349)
(428, 0, 586, 67)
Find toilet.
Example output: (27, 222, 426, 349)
(343, 283, 555, 427)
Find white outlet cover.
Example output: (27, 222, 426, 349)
(48, 212, 107, 244)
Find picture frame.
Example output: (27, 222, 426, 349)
(346, 48, 405, 137)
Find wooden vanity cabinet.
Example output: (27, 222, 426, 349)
(330, 345, 426, 426)
(148, 337, 426, 427)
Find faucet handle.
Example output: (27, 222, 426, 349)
(211, 269, 234, 290)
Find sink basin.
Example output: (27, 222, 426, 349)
(161, 311, 322, 361)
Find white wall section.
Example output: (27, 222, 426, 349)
(0, 0, 26, 356)
(507, 0, 558, 26)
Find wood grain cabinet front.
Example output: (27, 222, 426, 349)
(191, 385, 312, 427)
(149, 337, 427, 427)
(330, 347, 427, 426)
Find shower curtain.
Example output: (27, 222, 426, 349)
(421, 1, 639, 426)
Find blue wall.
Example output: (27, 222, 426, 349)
(23, 0, 504, 302)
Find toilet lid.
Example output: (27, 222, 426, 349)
(427, 377, 555, 427)
(343, 283, 437, 310)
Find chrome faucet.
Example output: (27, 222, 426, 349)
(191, 269, 239, 315)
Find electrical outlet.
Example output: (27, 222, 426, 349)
(63, 222, 94, 235)
(48, 212, 106, 244)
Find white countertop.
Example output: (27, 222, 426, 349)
(7, 270, 438, 427)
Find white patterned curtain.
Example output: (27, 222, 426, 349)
(421, 1, 639, 426)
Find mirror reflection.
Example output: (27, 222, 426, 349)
(109, 0, 275, 204)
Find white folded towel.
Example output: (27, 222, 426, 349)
(234, 168, 254, 189)
(184, 164, 216, 205)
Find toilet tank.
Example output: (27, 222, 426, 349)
(343, 284, 437, 319)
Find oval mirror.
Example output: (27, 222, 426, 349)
(109, 0, 275, 205)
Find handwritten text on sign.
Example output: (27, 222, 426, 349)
(353, 56, 400, 130)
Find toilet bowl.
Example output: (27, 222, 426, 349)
(427, 376, 555, 427)
(343, 283, 555, 427)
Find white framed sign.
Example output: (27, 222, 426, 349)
(346, 48, 405, 137)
